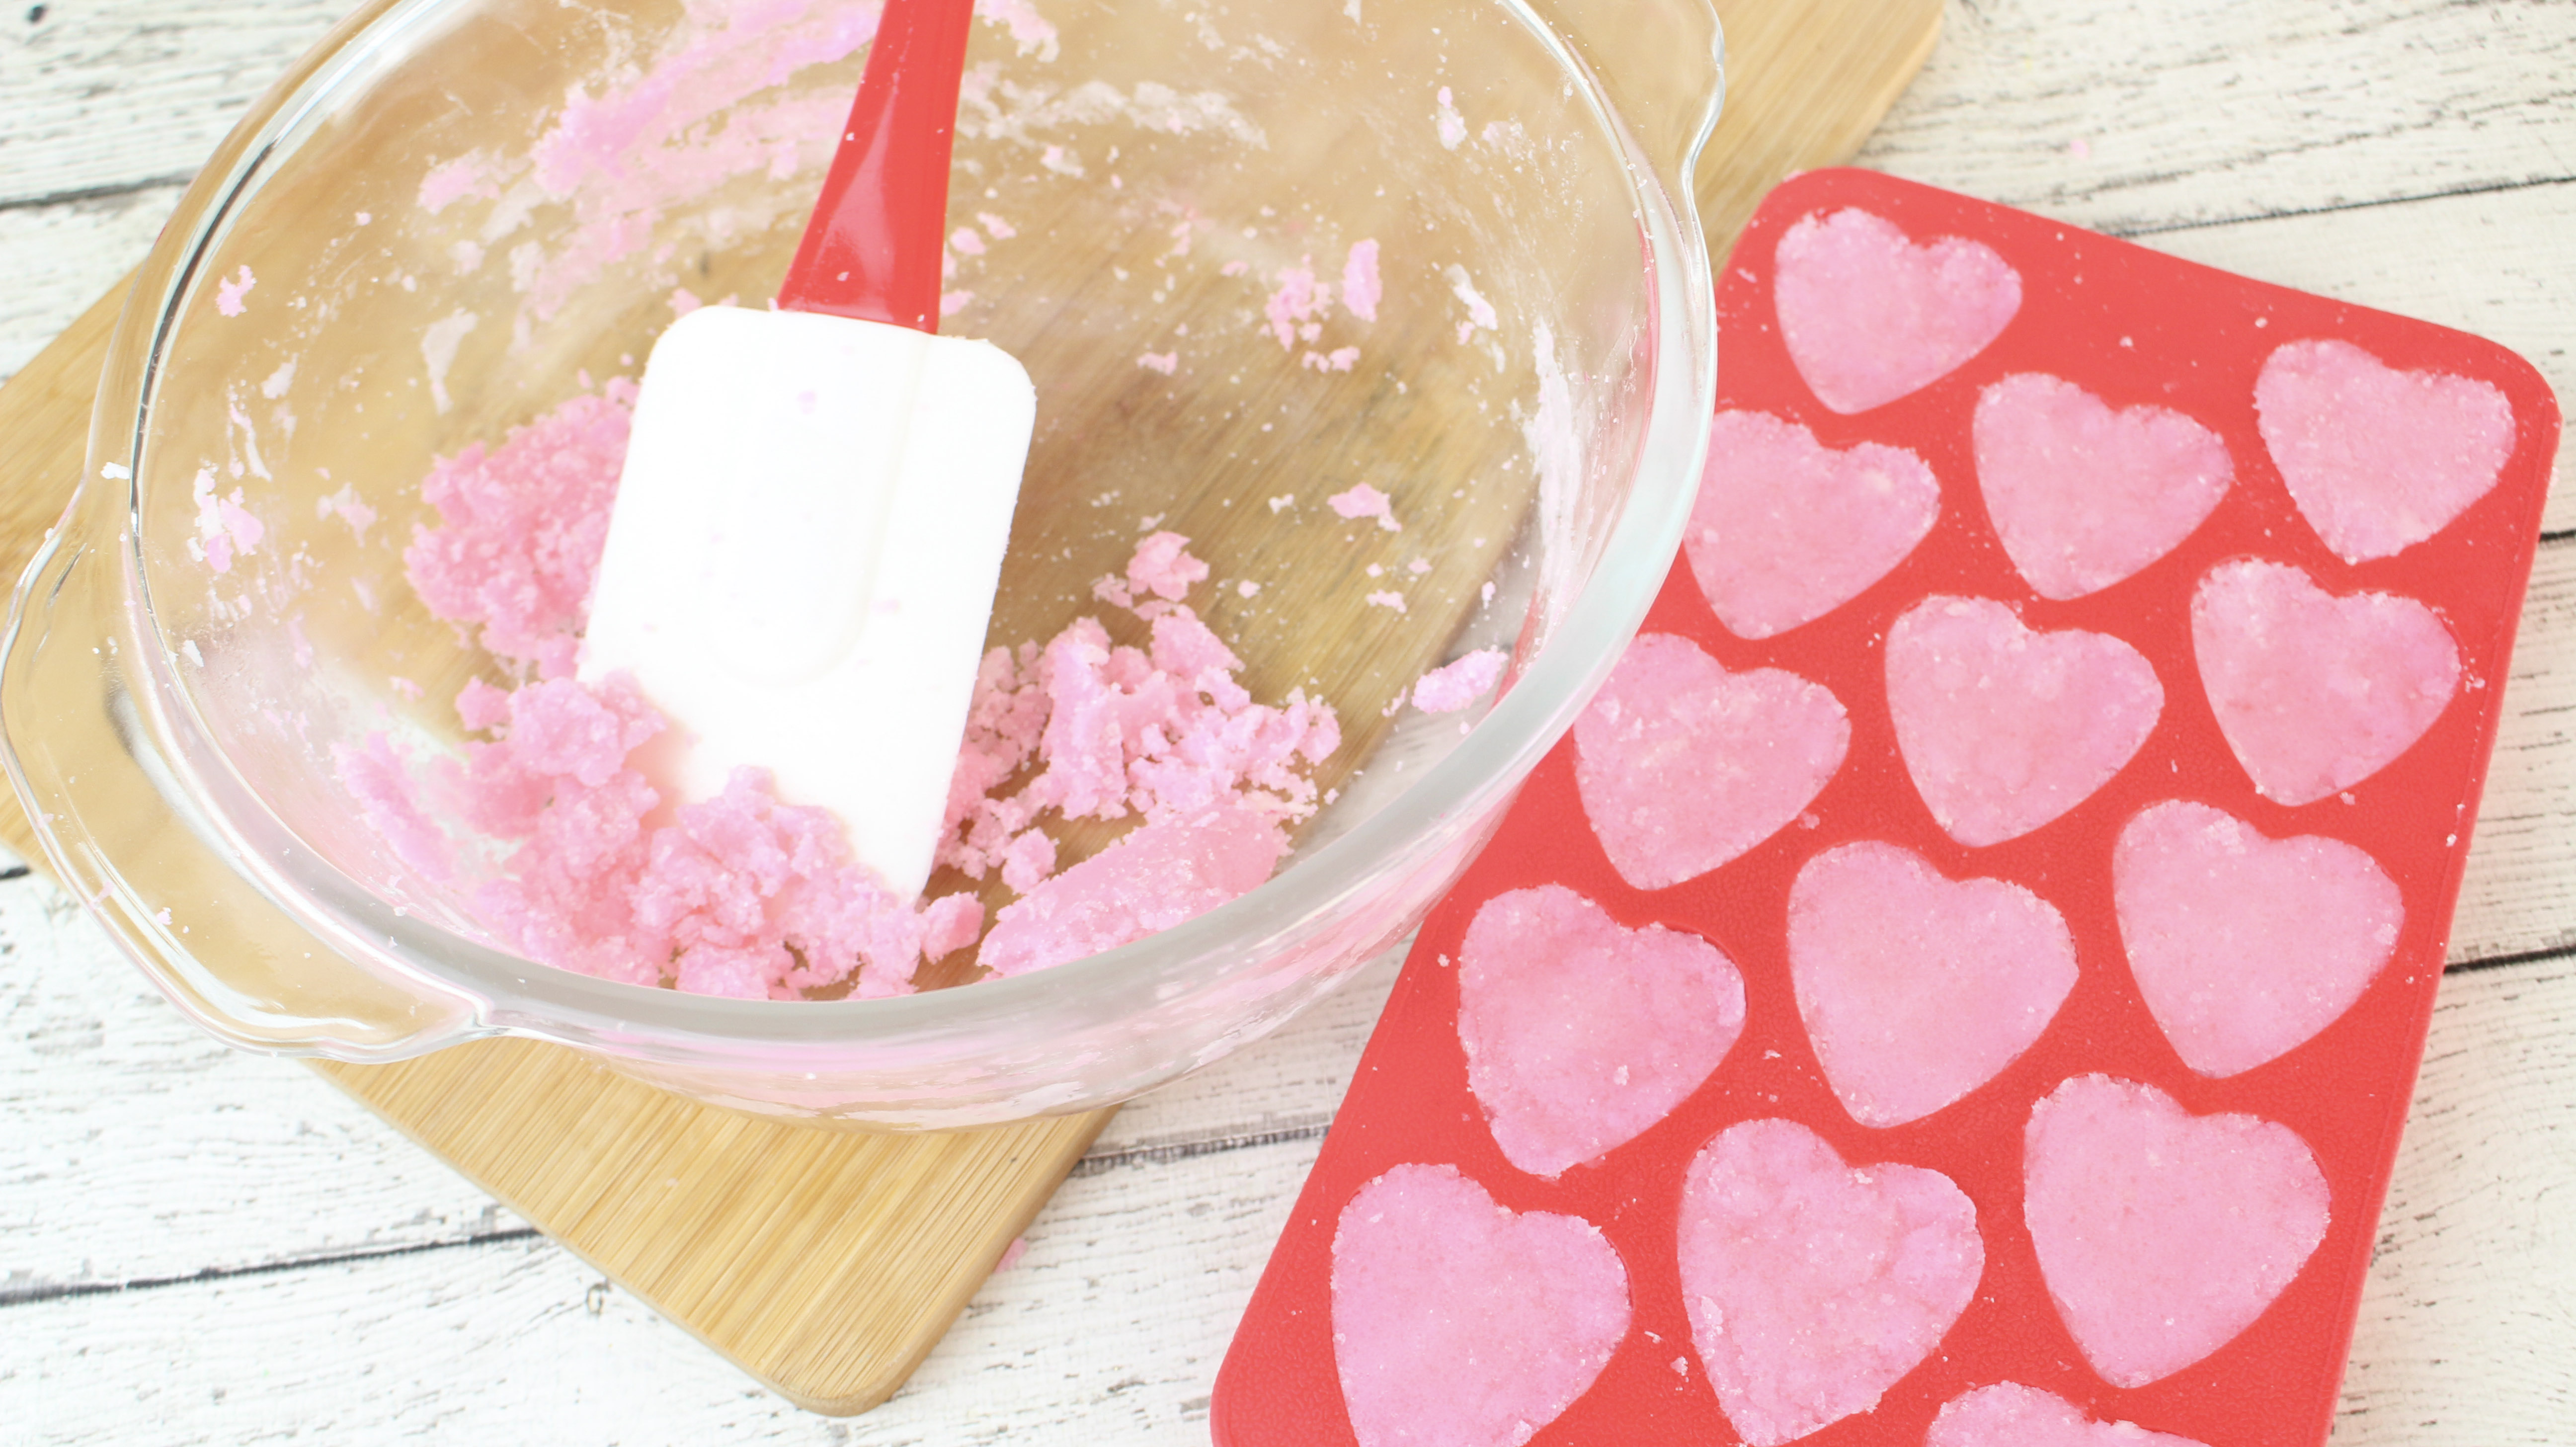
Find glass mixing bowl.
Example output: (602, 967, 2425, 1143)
(2, 0, 1720, 1127)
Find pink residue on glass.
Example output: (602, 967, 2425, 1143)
(1330, 1162, 1628, 1447)
(1787, 840, 2076, 1127)
(2255, 337, 2515, 563)
(416, 153, 498, 214)
(479, 0, 880, 319)
(214, 265, 256, 317)
(1410, 648, 1505, 713)
(1327, 482, 1400, 531)
(318, 483, 377, 542)
(1340, 239, 1382, 322)
(2113, 800, 2401, 1077)
(1571, 633, 1848, 892)
(375, 385, 1336, 998)
(1884, 596, 2163, 847)
(1456, 884, 1744, 1177)
(979, 797, 1285, 976)
(334, 732, 457, 881)
(2023, 1075, 2330, 1388)
(977, 0, 1059, 55)
(1263, 262, 1325, 349)
(1772, 207, 2021, 414)
(2190, 559, 2458, 806)
(1927, 1383, 2207, 1447)
(1433, 85, 1467, 150)
(191, 468, 266, 573)
(1974, 373, 2234, 600)
(1678, 1118, 1983, 1447)
(1687, 409, 1938, 639)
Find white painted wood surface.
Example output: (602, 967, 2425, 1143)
(5, 0, 2575, 1441)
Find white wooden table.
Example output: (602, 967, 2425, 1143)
(6, 1, 2574, 1441)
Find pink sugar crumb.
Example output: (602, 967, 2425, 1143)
(1138, 351, 1179, 375)
(942, 540, 1337, 890)
(1412, 648, 1506, 713)
(406, 377, 635, 677)
(1341, 239, 1382, 322)
(191, 469, 265, 574)
(919, 892, 985, 963)
(979, 800, 1287, 976)
(1264, 261, 1326, 349)
(1327, 482, 1400, 531)
(214, 265, 256, 317)
(1126, 529, 1209, 601)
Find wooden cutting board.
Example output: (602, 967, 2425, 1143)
(0, 0, 1939, 1416)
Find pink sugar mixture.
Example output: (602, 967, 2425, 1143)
(349, 383, 1339, 998)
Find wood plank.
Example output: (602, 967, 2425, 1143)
(0, 859, 1394, 1292)
(10, 950, 2571, 1443)
(2333, 957, 2576, 1445)
(1856, 0, 2576, 236)
(0, 877, 519, 1292)
(0, 183, 182, 385)
(0, 0, 350, 207)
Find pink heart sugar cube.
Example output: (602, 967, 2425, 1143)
(1973, 373, 2234, 600)
(1788, 841, 2077, 1128)
(2256, 337, 2516, 563)
(2114, 801, 2403, 1077)
(1687, 409, 1941, 639)
(1458, 884, 1747, 1178)
(1573, 632, 1850, 891)
(2190, 559, 2460, 806)
(1926, 1382, 2209, 1447)
(1331, 1162, 1630, 1447)
(1678, 1118, 1983, 1447)
(2024, 1075, 2331, 1388)
(1885, 596, 2164, 847)
(1774, 207, 2023, 414)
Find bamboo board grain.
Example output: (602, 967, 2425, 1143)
(0, 0, 1940, 1417)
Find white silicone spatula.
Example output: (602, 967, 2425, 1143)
(580, 0, 1032, 900)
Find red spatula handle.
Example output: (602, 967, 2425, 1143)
(777, 0, 975, 331)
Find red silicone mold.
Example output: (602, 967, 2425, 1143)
(1211, 168, 2562, 1447)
